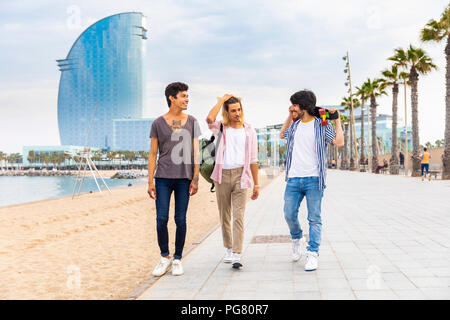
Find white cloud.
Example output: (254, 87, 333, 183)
(0, 80, 60, 153)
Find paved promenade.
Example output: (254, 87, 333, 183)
(137, 170, 450, 300)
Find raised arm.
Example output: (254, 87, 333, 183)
(206, 94, 233, 124)
(328, 109, 344, 147)
(280, 111, 293, 139)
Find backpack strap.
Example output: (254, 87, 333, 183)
(210, 123, 223, 193)
(216, 123, 224, 149)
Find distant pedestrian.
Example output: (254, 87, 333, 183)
(280, 90, 344, 271)
(399, 152, 404, 167)
(375, 159, 388, 174)
(420, 147, 432, 181)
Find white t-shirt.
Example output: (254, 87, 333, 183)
(223, 127, 246, 169)
(288, 119, 319, 178)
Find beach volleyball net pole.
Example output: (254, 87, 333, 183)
(72, 103, 111, 199)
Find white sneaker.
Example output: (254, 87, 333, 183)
(292, 237, 306, 262)
(171, 259, 184, 276)
(231, 253, 242, 269)
(152, 256, 172, 276)
(304, 251, 319, 271)
(224, 248, 233, 263)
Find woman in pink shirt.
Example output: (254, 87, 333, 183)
(206, 94, 259, 269)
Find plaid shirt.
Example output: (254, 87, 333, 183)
(283, 118, 336, 190)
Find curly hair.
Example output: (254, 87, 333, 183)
(290, 90, 316, 115)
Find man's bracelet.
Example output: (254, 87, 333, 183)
(254, 185, 260, 188)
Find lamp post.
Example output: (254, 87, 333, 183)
(367, 100, 372, 171)
(403, 78, 408, 176)
(343, 52, 360, 170)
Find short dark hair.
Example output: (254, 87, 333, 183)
(165, 82, 188, 107)
(290, 90, 316, 115)
(424, 147, 427, 151)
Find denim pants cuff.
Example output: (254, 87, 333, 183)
(291, 233, 303, 240)
(306, 247, 319, 254)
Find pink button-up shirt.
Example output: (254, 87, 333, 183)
(207, 120, 258, 189)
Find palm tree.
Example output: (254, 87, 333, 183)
(55, 153, 64, 170)
(7, 153, 21, 170)
(92, 150, 103, 169)
(6, 154, 12, 170)
(364, 78, 387, 172)
(42, 153, 51, 169)
(27, 150, 36, 169)
(340, 96, 360, 170)
(435, 139, 444, 148)
(0, 151, 7, 170)
(421, 4, 450, 179)
(381, 65, 408, 174)
(107, 151, 116, 170)
(376, 137, 386, 155)
(50, 152, 58, 170)
(355, 83, 370, 170)
(389, 45, 437, 176)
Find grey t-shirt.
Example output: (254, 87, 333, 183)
(150, 115, 201, 180)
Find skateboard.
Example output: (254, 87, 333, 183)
(311, 107, 339, 126)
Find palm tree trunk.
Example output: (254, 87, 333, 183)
(443, 34, 450, 179)
(341, 123, 349, 169)
(360, 100, 366, 171)
(334, 144, 338, 165)
(390, 84, 399, 174)
(371, 94, 378, 172)
(410, 67, 421, 177)
(349, 115, 355, 170)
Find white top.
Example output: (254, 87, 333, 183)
(223, 127, 246, 169)
(288, 119, 319, 178)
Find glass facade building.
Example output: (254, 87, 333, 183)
(112, 118, 154, 152)
(256, 124, 286, 167)
(57, 12, 147, 150)
(341, 106, 413, 153)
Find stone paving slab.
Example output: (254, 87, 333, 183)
(138, 170, 450, 300)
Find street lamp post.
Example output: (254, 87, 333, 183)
(403, 78, 408, 176)
(343, 52, 360, 170)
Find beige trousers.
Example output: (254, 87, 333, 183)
(215, 167, 248, 254)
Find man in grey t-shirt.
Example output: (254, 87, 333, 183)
(147, 82, 201, 277)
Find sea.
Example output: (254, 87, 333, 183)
(0, 176, 146, 207)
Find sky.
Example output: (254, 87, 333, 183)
(0, 0, 449, 154)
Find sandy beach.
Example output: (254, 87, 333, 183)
(0, 170, 280, 300)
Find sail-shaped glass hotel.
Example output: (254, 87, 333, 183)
(57, 12, 147, 150)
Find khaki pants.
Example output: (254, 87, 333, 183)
(215, 167, 248, 254)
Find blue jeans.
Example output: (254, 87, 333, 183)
(421, 163, 429, 176)
(155, 178, 191, 260)
(283, 177, 324, 253)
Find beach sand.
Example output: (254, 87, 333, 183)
(0, 170, 280, 300)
